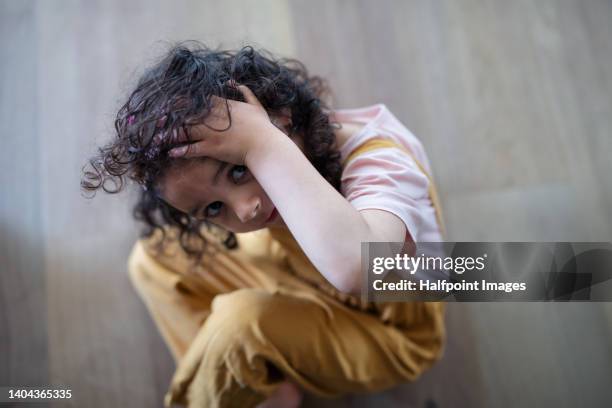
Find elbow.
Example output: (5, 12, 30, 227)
(343, 280, 362, 297)
(331, 263, 363, 296)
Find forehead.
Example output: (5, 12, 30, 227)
(157, 158, 217, 212)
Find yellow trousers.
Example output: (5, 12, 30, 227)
(128, 227, 446, 408)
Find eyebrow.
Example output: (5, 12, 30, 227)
(189, 161, 228, 215)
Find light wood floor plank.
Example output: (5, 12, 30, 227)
(1, 1, 610, 407)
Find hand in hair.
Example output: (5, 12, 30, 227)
(168, 81, 280, 167)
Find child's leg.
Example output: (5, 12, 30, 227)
(127, 229, 282, 363)
(128, 230, 445, 407)
(164, 285, 445, 408)
(128, 240, 214, 363)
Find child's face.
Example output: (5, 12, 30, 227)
(157, 112, 294, 233)
(158, 158, 285, 233)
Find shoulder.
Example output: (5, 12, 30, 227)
(333, 121, 367, 150)
(341, 146, 430, 200)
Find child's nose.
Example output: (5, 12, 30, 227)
(234, 198, 262, 224)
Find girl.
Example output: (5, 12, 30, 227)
(82, 42, 446, 408)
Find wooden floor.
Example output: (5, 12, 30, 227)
(1, 0, 612, 406)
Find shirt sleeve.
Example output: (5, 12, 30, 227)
(340, 147, 430, 242)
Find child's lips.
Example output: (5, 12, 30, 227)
(266, 208, 278, 223)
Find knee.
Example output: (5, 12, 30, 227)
(209, 288, 278, 329)
(196, 289, 280, 369)
(205, 289, 325, 357)
(204, 288, 299, 351)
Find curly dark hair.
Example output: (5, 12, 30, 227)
(81, 41, 343, 262)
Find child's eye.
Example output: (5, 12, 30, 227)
(230, 165, 248, 182)
(204, 201, 223, 218)
(198, 166, 248, 219)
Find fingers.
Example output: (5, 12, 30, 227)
(153, 126, 189, 148)
(226, 80, 263, 108)
(165, 122, 220, 159)
(173, 126, 190, 143)
(162, 82, 261, 161)
(168, 145, 187, 158)
(168, 141, 205, 159)
(236, 84, 262, 107)
(165, 125, 200, 158)
(155, 106, 228, 145)
(168, 127, 222, 158)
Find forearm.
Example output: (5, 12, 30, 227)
(247, 127, 371, 293)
